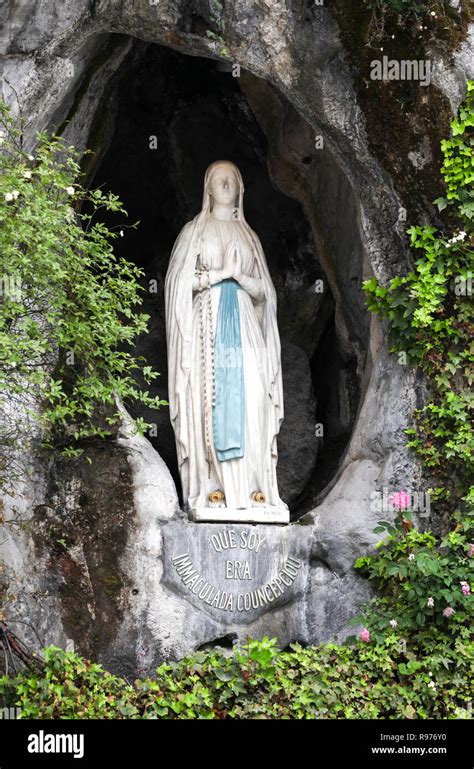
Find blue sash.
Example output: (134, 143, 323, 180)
(212, 278, 245, 460)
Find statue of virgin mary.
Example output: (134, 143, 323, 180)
(164, 160, 289, 523)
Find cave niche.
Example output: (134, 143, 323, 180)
(84, 37, 370, 518)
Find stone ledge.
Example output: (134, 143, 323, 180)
(188, 507, 290, 524)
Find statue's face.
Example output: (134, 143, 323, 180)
(208, 167, 239, 207)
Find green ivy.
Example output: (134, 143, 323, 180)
(1, 634, 471, 719)
(354, 82, 473, 667)
(0, 102, 167, 481)
(363, 81, 473, 505)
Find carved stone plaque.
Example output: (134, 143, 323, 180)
(162, 521, 308, 625)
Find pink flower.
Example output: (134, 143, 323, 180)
(460, 581, 470, 596)
(443, 607, 455, 618)
(467, 543, 474, 557)
(427, 597, 434, 607)
(389, 619, 398, 628)
(389, 490, 411, 511)
(359, 628, 371, 642)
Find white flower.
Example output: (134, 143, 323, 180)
(28, 154, 34, 161)
(408, 553, 415, 561)
(5, 192, 14, 202)
(65, 186, 75, 196)
(22, 170, 32, 179)
(430, 10, 436, 15)
(428, 680, 436, 690)
(65, 206, 76, 223)
(447, 231, 465, 245)
(119, 229, 124, 237)
(427, 597, 434, 607)
(389, 619, 398, 628)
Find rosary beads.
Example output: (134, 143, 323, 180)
(197, 261, 215, 478)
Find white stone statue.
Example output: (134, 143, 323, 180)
(164, 160, 289, 523)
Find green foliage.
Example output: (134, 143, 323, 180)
(435, 81, 474, 219)
(0, 646, 139, 719)
(353, 497, 474, 641)
(1, 634, 472, 719)
(205, 30, 229, 58)
(206, 0, 229, 58)
(355, 83, 473, 678)
(0, 102, 167, 476)
(363, 81, 473, 501)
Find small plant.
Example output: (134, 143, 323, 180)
(0, 102, 167, 484)
(205, 29, 229, 58)
(206, 0, 229, 59)
(352, 493, 474, 642)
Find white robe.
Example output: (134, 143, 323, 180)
(185, 218, 286, 510)
(164, 169, 288, 515)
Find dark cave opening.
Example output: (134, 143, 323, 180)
(85, 38, 363, 518)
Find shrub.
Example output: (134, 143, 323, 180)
(0, 101, 167, 485)
(0, 634, 472, 719)
(352, 499, 474, 641)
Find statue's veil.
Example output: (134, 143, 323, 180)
(164, 161, 284, 487)
(200, 160, 245, 221)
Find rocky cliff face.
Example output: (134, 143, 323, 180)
(1, 0, 472, 675)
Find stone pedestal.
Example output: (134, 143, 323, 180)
(188, 507, 290, 524)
